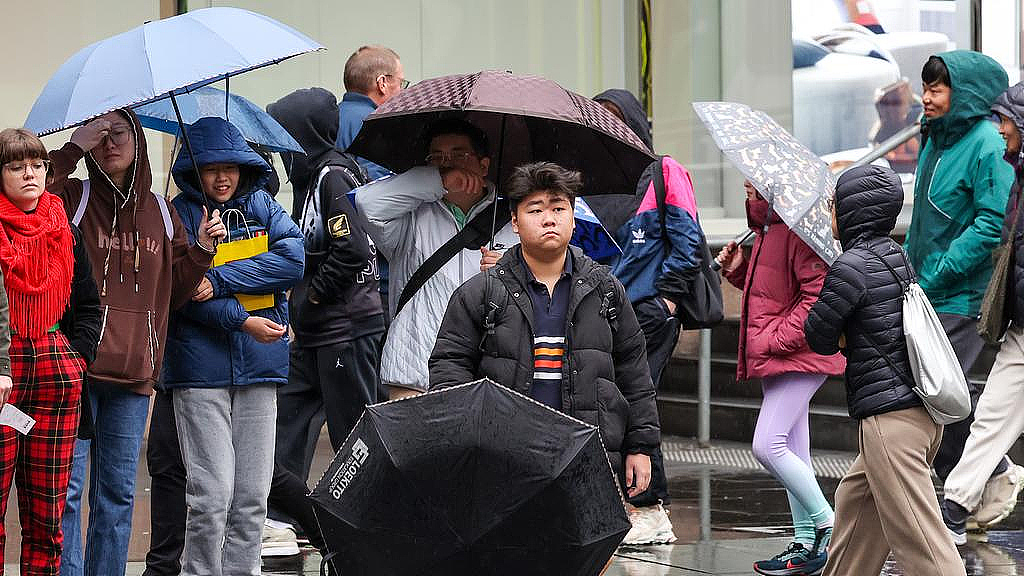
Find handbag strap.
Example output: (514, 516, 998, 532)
(1006, 185, 1024, 242)
(849, 241, 918, 389)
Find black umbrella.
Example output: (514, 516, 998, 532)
(310, 379, 630, 576)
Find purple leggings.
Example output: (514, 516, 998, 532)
(753, 372, 834, 544)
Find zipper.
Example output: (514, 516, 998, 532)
(925, 156, 953, 220)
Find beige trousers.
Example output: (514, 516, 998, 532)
(823, 406, 965, 576)
(945, 326, 1024, 511)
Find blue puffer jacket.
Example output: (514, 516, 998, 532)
(163, 117, 304, 389)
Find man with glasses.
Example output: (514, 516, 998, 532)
(336, 45, 407, 182)
(355, 118, 518, 399)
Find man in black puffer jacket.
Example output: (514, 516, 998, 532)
(805, 164, 966, 576)
(430, 162, 661, 498)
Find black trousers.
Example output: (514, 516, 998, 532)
(143, 389, 184, 576)
(269, 333, 383, 524)
(629, 296, 681, 507)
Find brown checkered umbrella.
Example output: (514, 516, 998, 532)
(348, 70, 655, 198)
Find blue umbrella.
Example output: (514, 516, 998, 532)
(24, 7, 323, 136)
(344, 190, 620, 261)
(134, 87, 303, 153)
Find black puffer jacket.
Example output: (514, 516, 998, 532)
(805, 165, 922, 419)
(429, 246, 660, 463)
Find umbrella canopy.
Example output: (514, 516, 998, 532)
(347, 70, 655, 199)
(693, 101, 842, 264)
(133, 87, 302, 153)
(24, 7, 323, 136)
(310, 379, 629, 576)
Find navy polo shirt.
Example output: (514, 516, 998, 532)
(523, 251, 573, 410)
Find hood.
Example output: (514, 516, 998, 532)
(593, 89, 653, 151)
(171, 116, 272, 205)
(84, 108, 152, 206)
(992, 81, 1024, 168)
(267, 87, 340, 188)
(834, 165, 904, 249)
(923, 50, 1009, 149)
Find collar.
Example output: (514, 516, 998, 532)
(522, 250, 574, 286)
(342, 92, 378, 108)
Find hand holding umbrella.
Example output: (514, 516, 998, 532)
(196, 206, 226, 252)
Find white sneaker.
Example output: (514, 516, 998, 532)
(261, 523, 300, 557)
(621, 503, 677, 545)
(976, 463, 1024, 528)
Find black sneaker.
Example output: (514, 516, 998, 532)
(753, 542, 815, 576)
(942, 498, 968, 546)
(810, 525, 832, 555)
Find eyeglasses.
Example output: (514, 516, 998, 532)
(102, 126, 133, 146)
(382, 74, 410, 90)
(3, 160, 50, 176)
(425, 151, 477, 166)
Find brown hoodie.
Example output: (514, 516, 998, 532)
(48, 109, 213, 395)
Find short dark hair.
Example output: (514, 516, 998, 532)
(922, 55, 951, 87)
(421, 118, 490, 159)
(343, 45, 400, 94)
(506, 162, 582, 213)
(0, 128, 47, 166)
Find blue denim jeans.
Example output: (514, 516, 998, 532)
(61, 380, 151, 576)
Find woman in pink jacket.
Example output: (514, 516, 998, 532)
(717, 181, 846, 576)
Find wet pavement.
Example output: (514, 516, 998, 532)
(4, 435, 1024, 574)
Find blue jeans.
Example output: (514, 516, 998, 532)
(61, 380, 151, 576)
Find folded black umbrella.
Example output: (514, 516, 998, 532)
(310, 379, 630, 576)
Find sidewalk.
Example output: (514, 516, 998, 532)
(5, 436, 1022, 575)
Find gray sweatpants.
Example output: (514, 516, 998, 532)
(173, 384, 277, 576)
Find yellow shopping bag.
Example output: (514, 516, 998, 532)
(211, 209, 275, 311)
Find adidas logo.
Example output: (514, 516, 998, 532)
(631, 228, 646, 244)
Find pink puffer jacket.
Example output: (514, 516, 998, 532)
(724, 198, 846, 381)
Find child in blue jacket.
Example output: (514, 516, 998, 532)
(164, 117, 304, 576)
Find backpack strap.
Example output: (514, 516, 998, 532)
(73, 180, 91, 226)
(651, 157, 670, 257)
(597, 274, 620, 330)
(151, 191, 174, 240)
(394, 198, 512, 319)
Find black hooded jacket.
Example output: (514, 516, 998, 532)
(805, 165, 922, 419)
(593, 89, 652, 151)
(268, 88, 384, 347)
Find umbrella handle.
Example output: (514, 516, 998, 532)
(170, 91, 219, 248)
(710, 228, 755, 271)
(319, 550, 341, 576)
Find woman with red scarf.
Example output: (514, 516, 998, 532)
(0, 128, 100, 575)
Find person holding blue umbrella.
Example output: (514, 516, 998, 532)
(48, 110, 225, 576)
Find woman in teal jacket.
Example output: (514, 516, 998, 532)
(906, 50, 1013, 317)
(904, 50, 1014, 487)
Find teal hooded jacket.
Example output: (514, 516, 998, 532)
(905, 50, 1013, 316)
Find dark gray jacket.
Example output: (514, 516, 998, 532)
(429, 246, 661, 462)
(993, 82, 1024, 327)
(805, 165, 922, 419)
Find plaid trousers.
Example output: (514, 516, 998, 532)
(0, 332, 84, 576)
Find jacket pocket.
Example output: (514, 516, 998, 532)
(89, 305, 157, 384)
(596, 377, 628, 452)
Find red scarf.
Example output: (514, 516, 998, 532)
(0, 191, 74, 338)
